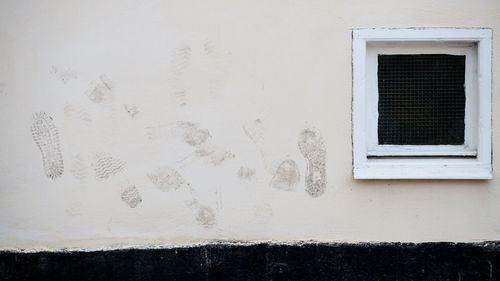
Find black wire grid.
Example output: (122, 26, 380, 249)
(377, 54, 466, 145)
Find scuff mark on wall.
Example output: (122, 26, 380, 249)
(194, 146, 235, 166)
(147, 166, 217, 228)
(203, 40, 215, 55)
(185, 198, 199, 209)
(147, 166, 218, 229)
(121, 185, 142, 208)
(145, 121, 211, 146)
(298, 128, 327, 197)
(195, 206, 216, 228)
(145, 124, 175, 140)
(147, 167, 186, 192)
(215, 187, 223, 210)
(64, 104, 92, 124)
(30, 112, 64, 179)
(93, 153, 125, 180)
(237, 167, 255, 180)
(242, 119, 287, 176)
(65, 205, 83, 217)
(167, 40, 229, 106)
(168, 46, 191, 106)
(242, 119, 265, 145)
(270, 160, 300, 191)
(50, 66, 77, 84)
(70, 154, 89, 184)
(176, 145, 235, 168)
(242, 118, 276, 172)
(123, 104, 139, 119)
(86, 75, 113, 103)
(202, 39, 227, 95)
(176, 121, 211, 147)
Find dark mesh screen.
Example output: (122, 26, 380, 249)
(377, 54, 466, 145)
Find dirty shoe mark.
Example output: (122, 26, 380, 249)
(195, 147, 235, 166)
(203, 40, 215, 55)
(145, 124, 176, 140)
(171, 91, 187, 107)
(50, 66, 77, 84)
(168, 41, 229, 105)
(31, 112, 64, 179)
(148, 167, 186, 191)
(168, 46, 192, 106)
(70, 154, 89, 183)
(298, 128, 326, 197)
(99, 74, 113, 89)
(64, 104, 92, 123)
(242, 119, 264, 145)
(202, 39, 228, 95)
(124, 104, 139, 118)
(170, 46, 192, 80)
(184, 198, 199, 210)
(121, 185, 142, 208)
(215, 188, 223, 210)
(93, 154, 125, 180)
(196, 206, 216, 228)
(145, 121, 208, 143)
(86, 75, 113, 103)
(176, 121, 211, 146)
(270, 160, 300, 191)
(242, 119, 277, 173)
(237, 167, 255, 180)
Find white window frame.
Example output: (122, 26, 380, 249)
(352, 28, 492, 179)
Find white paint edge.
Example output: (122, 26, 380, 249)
(352, 28, 493, 179)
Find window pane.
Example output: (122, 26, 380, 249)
(377, 54, 466, 145)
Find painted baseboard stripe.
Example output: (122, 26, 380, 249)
(1, 242, 499, 280)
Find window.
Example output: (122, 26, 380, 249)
(352, 28, 492, 179)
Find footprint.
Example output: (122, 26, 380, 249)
(93, 153, 125, 180)
(86, 75, 113, 103)
(195, 206, 216, 228)
(194, 146, 235, 166)
(30, 112, 64, 179)
(186, 197, 217, 229)
(237, 166, 255, 180)
(242, 118, 278, 171)
(148, 166, 216, 228)
(176, 121, 211, 147)
(170, 46, 192, 80)
(270, 160, 300, 191)
(145, 121, 211, 145)
(50, 66, 77, 84)
(168, 46, 192, 106)
(202, 39, 227, 95)
(121, 185, 142, 208)
(70, 154, 89, 183)
(298, 128, 326, 197)
(147, 166, 186, 192)
(64, 104, 92, 124)
(167, 40, 228, 106)
(242, 119, 265, 145)
(124, 104, 139, 118)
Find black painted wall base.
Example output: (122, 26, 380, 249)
(1, 242, 499, 281)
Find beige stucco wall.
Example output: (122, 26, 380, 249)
(0, 0, 499, 250)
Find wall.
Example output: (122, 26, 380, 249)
(0, 0, 499, 251)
